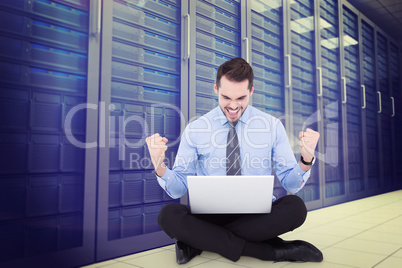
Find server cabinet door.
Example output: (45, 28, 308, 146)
(249, 0, 287, 199)
(361, 18, 381, 194)
(389, 43, 401, 188)
(318, 0, 347, 206)
(189, 0, 242, 119)
(0, 0, 97, 267)
(376, 30, 394, 192)
(96, 0, 182, 261)
(287, 0, 322, 209)
(341, 2, 366, 200)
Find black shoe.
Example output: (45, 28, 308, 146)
(175, 241, 203, 265)
(273, 240, 323, 262)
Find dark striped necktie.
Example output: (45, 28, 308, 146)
(226, 121, 241, 176)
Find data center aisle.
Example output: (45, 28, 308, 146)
(82, 190, 402, 268)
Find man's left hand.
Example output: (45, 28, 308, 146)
(298, 128, 320, 162)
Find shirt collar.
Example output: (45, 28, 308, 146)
(215, 105, 252, 126)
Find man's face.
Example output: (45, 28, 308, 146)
(214, 75, 254, 123)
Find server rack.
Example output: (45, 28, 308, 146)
(318, 0, 348, 206)
(360, 16, 380, 193)
(286, 0, 323, 209)
(96, 0, 181, 261)
(248, 0, 287, 199)
(341, 2, 365, 200)
(389, 42, 401, 188)
(384, 33, 397, 191)
(0, 0, 97, 267)
(189, 0, 241, 119)
(376, 28, 394, 192)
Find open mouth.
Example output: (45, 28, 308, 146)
(226, 107, 240, 119)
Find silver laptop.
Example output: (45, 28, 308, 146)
(187, 175, 274, 214)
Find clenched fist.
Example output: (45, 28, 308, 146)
(298, 128, 320, 164)
(145, 133, 168, 177)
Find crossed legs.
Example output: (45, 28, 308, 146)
(158, 195, 307, 262)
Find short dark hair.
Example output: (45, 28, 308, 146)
(216, 57, 254, 90)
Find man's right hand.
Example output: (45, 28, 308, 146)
(146, 133, 168, 177)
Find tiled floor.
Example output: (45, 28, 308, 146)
(82, 190, 402, 268)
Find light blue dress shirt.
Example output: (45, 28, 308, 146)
(157, 105, 311, 200)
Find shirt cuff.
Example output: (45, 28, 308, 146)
(294, 164, 311, 191)
(156, 168, 171, 188)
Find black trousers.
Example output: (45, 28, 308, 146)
(158, 195, 307, 262)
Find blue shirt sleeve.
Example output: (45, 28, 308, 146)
(271, 120, 311, 194)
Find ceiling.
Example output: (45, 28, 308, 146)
(347, 0, 402, 46)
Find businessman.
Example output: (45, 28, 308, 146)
(146, 58, 323, 264)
